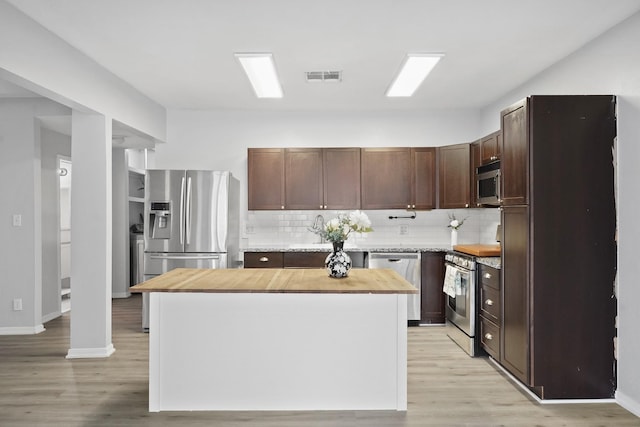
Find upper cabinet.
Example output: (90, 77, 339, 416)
(248, 147, 361, 210)
(437, 143, 471, 209)
(322, 148, 361, 210)
(284, 148, 324, 210)
(411, 147, 437, 210)
(500, 99, 528, 206)
(480, 130, 501, 164)
(248, 148, 285, 210)
(361, 148, 412, 209)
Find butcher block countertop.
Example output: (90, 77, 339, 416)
(453, 243, 501, 257)
(130, 268, 418, 294)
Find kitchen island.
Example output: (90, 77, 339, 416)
(130, 268, 417, 412)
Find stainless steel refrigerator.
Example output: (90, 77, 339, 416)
(142, 170, 239, 329)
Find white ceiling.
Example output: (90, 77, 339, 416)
(5, 0, 640, 112)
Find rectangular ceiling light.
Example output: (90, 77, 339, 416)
(235, 53, 283, 98)
(386, 53, 444, 97)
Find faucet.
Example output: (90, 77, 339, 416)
(311, 214, 325, 243)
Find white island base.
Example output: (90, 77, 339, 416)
(148, 292, 408, 412)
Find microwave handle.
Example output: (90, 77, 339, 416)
(495, 171, 501, 202)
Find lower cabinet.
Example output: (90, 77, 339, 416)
(420, 252, 446, 324)
(478, 263, 501, 360)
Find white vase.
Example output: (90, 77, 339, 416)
(450, 229, 458, 248)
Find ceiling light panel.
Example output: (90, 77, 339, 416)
(386, 53, 444, 97)
(235, 53, 283, 98)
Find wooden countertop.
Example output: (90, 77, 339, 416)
(453, 243, 501, 257)
(130, 268, 418, 294)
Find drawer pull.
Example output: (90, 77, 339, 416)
(259, 257, 269, 262)
(484, 273, 492, 279)
(485, 299, 494, 306)
(485, 333, 493, 340)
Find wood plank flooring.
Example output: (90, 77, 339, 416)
(0, 294, 637, 426)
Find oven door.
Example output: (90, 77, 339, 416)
(444, 262, 475, 337)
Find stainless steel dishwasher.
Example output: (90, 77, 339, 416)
(368, 252, 421, 322)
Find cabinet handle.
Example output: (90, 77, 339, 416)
(320, 205, 323, 209)
(490, 156, 498, 161)
(324, 205, 327, 209)
(484, 273, 492, 279)
(485, 333, 493, 340)
(259, 257, 269, 262)
(281, 206, 285, 210)
(465, 203, 469, 208)
(485, 299, 494, 306)
(407, 204, 411, 209)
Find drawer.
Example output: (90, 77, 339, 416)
(480, 316, 500, 360)
(479, 264, 500, 290)
(283, 251, 329, 268)
(244, 252, 284, 268)
(479, 285, 501, 323)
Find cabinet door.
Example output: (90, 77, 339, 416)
(420, 252, 445, 324)
(470, 141, 481, 207)
(437, 143, 471, 209)
(480, 131, 501, 164)
(285, 148, 323, 210)
(411, 148, 436, 210)
(323, 148, 361, 209)
(361, 148, 411, 209)
(501, 206, 530, 385)
(501, 99, 528, 205)
(248, 148, 285, 210)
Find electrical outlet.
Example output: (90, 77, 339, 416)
(12, 214, 22, 227)
(13, 298, 23, 311)
(246, 225, 255, 234)
(399, 225, 408, 235)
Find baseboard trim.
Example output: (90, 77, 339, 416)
(0, 324, 46, 335)
(42, 311, 61, 323)
(616, 390, 640, 417)
(488, 357, 616, 404)
(112, 292, 131, 299)
(66, 343, 116, 359)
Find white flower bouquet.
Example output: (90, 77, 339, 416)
(447, 212, 467, 230)
(313, 210, 373, 243)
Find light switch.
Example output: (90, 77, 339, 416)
(12, 214, 22, 227)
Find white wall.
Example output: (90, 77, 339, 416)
(0, 1, 166, 142)
(477, 11, 640, 416)
(40, 127, 71, 322)
(0, 98, 70, 333)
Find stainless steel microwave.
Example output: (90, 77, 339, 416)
(476, 161, 500, 206)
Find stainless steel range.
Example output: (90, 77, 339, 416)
(444, 251, 479, 356)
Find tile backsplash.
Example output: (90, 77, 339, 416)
(243, 208, 501, 248)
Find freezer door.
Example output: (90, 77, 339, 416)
(144, 252, 227, 275)
(185, 171, 229, 253)
(144, 170, 187, 253)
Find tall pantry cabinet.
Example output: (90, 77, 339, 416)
(500, 95, 617, 399)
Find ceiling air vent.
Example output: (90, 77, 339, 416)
(305, 70, 342, 83)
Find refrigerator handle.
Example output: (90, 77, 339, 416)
(186, 176, 193, 245)
(179, 176, 185, 245)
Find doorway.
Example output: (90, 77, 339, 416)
(58, 157, 72, 313)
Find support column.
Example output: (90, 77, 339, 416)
(67, 111, 114, 358)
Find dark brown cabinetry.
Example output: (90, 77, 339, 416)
(500, 100, 528, 206)
(479, 263, 501, 360)
(361, 148, 412, 209)
(437, 143, 471, 209)
(480, 131, 501, 164)
(420, 251, 445, 324)
(322, 148, 361, 210)
(499, 95, 617, 399)
(284, 148, 323, 210)
(470, 140, 481, 207)
(243, 252, 285, 268)
(248, 148, 361, 210)
(248, 148, 285, 210)
(411, 148, 437, 210)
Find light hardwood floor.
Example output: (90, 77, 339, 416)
(0, 294, 637, 426)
